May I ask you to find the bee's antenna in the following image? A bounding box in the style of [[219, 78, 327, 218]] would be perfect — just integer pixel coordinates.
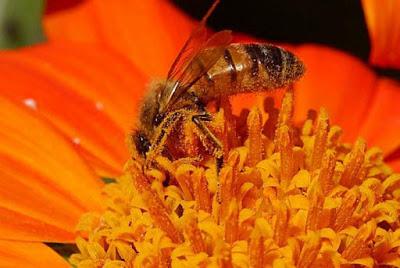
[[200, 0, 220, 25]]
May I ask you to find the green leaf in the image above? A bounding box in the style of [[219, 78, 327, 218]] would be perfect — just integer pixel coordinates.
[[0, 0, 45, 49], [102, 177, 117, 184], [46, 242, 77, 267]]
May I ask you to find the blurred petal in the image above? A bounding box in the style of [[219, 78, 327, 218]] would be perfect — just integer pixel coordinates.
[[0, 97, 102, 242], [359, 78, 400, 154], [45, 0, 195, 77], [0, 240, 69, 268], [362, 0, 400, 69], [0, 43, 146, 177], [388, 158, 400, 172], [44, 2, 101, 44], [293, 45, 377, 141]]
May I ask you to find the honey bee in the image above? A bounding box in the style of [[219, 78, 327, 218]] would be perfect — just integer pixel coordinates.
[[132, 0, 305, 170]]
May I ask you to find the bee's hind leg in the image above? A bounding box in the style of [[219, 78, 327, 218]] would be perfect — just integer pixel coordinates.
[[191, 114, 224, 172], [192, 113, 224, 203]]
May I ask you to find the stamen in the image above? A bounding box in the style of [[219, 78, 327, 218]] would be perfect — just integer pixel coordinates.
[[249, 221, 266, 268], [185, 214, 207, 254], [249, 235, 264, 268], [340, 139, 367, 188], [297, 232, 322, 268], [130, 164, 183, 243], [342, 220, 376, 261], [193, 168, 211, 212], [220, 166, 233, 220], [247, 107, 263, 166], [333, 188, 360, 231], [318, 149, 336, 195], [311, 108, 329, 172], [175, 165, 195, 200], [71, 92, 400, 267], [274, 90, 293, 146], [225, 199, 239, 244], [277, 125, 295, 188], [273, 201, 289, 246], [306, 183, 325, 231]]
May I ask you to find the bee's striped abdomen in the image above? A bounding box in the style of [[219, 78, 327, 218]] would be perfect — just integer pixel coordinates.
[[193, 43, 305, 101], [244, 44, 286, 82], [222, 49, 237, 84]]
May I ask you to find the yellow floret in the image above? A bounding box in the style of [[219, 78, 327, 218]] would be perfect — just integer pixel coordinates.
[[71, 91, 400, 268]]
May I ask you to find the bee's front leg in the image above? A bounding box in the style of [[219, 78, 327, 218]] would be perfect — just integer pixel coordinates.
[[145, 110, 186, 169]]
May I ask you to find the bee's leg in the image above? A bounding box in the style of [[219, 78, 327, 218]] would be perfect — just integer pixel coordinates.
[[145, 110, 185, 168], [192, 114, 224, 172], [192, 114, 224, 203]]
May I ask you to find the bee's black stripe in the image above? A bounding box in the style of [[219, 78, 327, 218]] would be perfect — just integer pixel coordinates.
[[259, 45, 284, 83], [244, 44, 260, 77], [279, 48, 287, 81], [268, 46, 283, 69], [223, 49, 237, 84]]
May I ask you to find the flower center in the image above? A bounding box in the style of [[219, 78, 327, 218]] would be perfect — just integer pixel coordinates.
[[70, 91, 400, 267]]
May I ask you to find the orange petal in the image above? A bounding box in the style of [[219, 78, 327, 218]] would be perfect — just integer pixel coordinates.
[[388, 158, 400, 172], [362, 0, 400, 69], [292, 45, 377, 142], [45, 0, 195, 77], [44, 1, 101, 44], [0, 97, 102, 242], [0, 43, 146, 177], [358, 78, 400, 155], [0, 240, 69, 268]]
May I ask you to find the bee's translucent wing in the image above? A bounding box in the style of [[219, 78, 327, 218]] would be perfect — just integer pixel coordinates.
[[158, 25, 207, 112], [166, 0, 220, 81], [166, 26, 208, 81], [161, 30, 232, 112]]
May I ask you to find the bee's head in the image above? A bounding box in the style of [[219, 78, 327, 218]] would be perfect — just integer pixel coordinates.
[[132, 131, 151, 158], [139, 80, 166, 132]]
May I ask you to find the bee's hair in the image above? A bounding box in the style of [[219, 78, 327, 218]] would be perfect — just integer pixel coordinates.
[[134, 78, 172, 141]]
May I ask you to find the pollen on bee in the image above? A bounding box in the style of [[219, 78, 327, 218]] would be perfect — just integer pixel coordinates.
[[70, 91, 400, 268]]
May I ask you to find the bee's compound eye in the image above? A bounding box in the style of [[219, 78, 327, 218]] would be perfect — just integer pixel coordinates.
[[134, 132, 151, 157], [153, 113, 165, 126]]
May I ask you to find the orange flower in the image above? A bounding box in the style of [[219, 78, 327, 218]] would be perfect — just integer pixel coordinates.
[[362, 0, 400, 69], [69, 92, 400, 267], [0, 0, 399, 266]]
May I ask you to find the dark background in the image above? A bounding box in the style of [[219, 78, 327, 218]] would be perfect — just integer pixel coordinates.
[[172, 0, 370, 62], [172, 0, 400, 80], [1, 0, 398, 79]]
